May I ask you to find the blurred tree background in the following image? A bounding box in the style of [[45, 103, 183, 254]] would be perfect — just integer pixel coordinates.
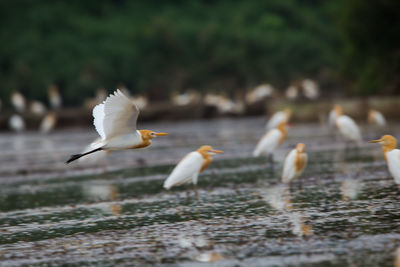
[[0, 0, 398, 105]]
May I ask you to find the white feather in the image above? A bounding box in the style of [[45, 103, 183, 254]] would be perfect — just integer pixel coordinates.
[[266, 111, 287, 129], [386, 149, 400, 184], [372, 111, 386, 126], [164, 152, 204, 189], [336, 115, 361, 142], [282, 149, 297, 183], [93, 89, 139, 140], [253, 129, 282, 157], [328, 109, 337, 127]]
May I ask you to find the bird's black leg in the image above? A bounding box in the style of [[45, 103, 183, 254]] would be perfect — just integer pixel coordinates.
[[194, 184, 199, 201]]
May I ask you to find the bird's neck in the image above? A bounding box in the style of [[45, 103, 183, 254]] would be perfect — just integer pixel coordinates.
[[198, 151, 212, 172], [278, 127, 287, 144]]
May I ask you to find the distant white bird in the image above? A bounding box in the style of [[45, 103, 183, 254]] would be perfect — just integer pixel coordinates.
[[11, 91, 26, 112], [48, 85, 62, 109], [39, 112, 57, 133], [368, 109, 386, 126], [282, 143, 308, 183], [253, 122, 287, 158], [66, 89, 168, 163], [328, 105, 339, 128], [245, 84, 274, 104], [30, 100, 47, 116], [172, 90, 201, 106], [163, 145, 223, 198], [285, 85, 299, 100], [266, 108, 291, 130], [131, 95, 148, 110], [369, 135, 400, 184], [334, 105, 362, 143], [301, 79, 319, 100], [9, 114, 25, 132]]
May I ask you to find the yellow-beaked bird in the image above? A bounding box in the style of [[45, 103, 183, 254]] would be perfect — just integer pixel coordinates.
[[253, 121, 287, 157], [368, 109, 386, 126], [66, 89, 168, 163], [266, 108, 291, 130], [369, 135, 400, 184], [163, 145, 223, 198], [334, 105, 362, 143], [282, 143, 308, 183]]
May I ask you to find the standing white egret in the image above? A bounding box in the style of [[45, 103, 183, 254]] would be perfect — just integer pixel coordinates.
[[163, 145, 223, 199], [266, 108, 291, 129], [30, 100, 47, 116], [11, 91, 26, 112], [282, 143, 308, 183], [334, 105, 362, 143], [39, 112, 57, 133], [301, 79, 319, 100], [253, 121, 287, 159], [369, 135, 400, 184], [9, 114, 25, 132], [368, 109, 386, 126], [66, 89, 168, 163], [48, 85, 62, 109]]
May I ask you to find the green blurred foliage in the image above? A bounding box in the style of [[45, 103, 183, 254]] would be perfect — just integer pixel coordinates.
[[1, 0, 397, 105], [340, 0, 400, 95]]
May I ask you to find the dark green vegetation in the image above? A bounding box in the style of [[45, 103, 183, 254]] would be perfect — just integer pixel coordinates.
[[1, 1, 398, 105]]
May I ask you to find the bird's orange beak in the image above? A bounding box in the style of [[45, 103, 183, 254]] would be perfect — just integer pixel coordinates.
[[211, 149, 224, 153], [154, 132, 168, 136], [368, 139, 383, 143]]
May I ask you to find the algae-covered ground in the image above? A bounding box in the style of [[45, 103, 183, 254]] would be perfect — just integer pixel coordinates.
[[0, 117, 399, 266]]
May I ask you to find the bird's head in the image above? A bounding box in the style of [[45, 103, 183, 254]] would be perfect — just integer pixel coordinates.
[[139, 130, 168, 141], [197, 145, 224, 158], [369, 135, 397, 150], [334, 105, 343, 116], [296, 143, 306, 153]]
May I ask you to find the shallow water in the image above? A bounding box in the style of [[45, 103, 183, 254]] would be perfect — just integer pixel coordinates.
[[0, 117, 400, 266]]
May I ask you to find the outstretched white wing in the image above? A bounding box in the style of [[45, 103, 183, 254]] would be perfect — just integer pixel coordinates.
[[164, 151, 204, 189], [93, 89, 139, 140], [282, 149, 297, 183], [336, 115, 361, 142]]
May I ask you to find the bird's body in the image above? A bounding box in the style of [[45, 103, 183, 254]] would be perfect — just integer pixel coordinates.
[[9, 114, 25, 132], [48, 85, 62, 109], [66, 89, 167, 163], [11, 91, 26, 112], [254, 122, 287, 157], [40, 112, 57, 133], [333, 105, 361, 143], [369, 135, 400, 184], [328, 109, 337, 128], [282, 143, 308, 183], [368, 109, 386, 126], [266, 109, 291, 130], [163, 145, 223, 198]]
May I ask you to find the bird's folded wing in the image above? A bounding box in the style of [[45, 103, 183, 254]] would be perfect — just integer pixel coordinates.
[[93, 89, 139, 140], [164, 152, 203, 189], [282, 149, 296, 182]]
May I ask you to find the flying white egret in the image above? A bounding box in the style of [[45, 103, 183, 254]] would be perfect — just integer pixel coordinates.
[[11, 91, 26, 112], [282, 143, 308, 183], [9, 114, 25, 132], [66, 89, 168, 163], [369, 135, 400, 184], [368, 109, 386, 126], [163, 145, 223, 199], [334, 105, 362, 143], [253, 121, 288, 159], [266, 108, 291, 129], [39, 112, 57, 133]]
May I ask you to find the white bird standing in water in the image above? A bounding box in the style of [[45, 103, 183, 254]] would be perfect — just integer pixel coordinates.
[[369, 135, 400, 184], [11, 91, 26, 112], [163, 145, 223, 199], [66, 89, 168, 163], [282, 143, 308, 183], [39, 112, 57, 133], [48, 85, 62, 109], [9, 114, 25, 132], [266, 108, 291, 130], [368, 109, 386, 126], [253, 122, 288, 159], [334, 105, 362, 143]]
